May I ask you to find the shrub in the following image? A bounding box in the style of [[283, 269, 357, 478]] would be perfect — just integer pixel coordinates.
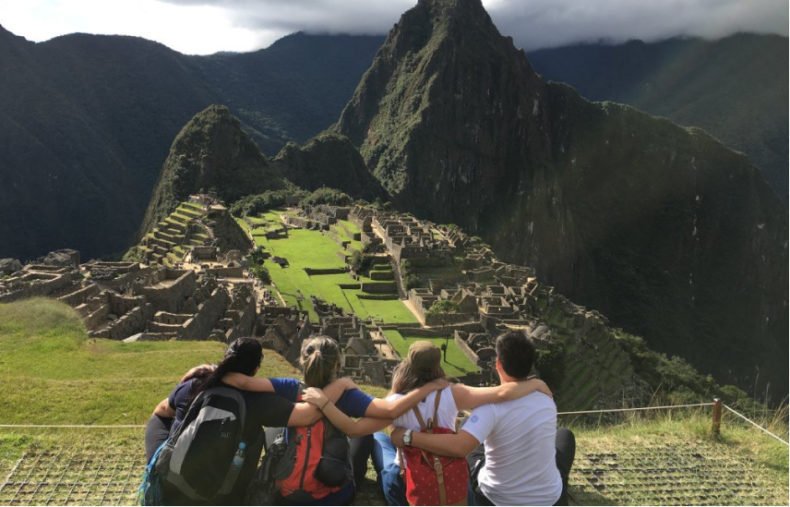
[[300, 187, 353, 207], [250, 263, 271, 284], [426, 299, 460, 316], [349, 250, 374, 274], [404, 273, 421, 290], [230, 189, 305, 216]]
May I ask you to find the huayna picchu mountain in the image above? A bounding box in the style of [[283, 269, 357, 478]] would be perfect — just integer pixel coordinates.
[[335, 0, 788, 400], [139, 105, 289, 236]]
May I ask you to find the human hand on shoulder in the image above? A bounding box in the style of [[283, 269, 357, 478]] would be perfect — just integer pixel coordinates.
[[302, 387, 330, 409], [525, 377, 553, 398], [180, 363, 216, 383], [427, 378, 451, 391]]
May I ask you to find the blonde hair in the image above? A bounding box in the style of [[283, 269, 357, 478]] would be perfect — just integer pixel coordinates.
[[299, 335, 341, 388]]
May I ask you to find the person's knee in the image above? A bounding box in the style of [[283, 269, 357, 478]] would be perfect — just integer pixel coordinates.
[[380, 463, 406, 506]]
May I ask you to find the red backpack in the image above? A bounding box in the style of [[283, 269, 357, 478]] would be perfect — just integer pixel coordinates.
[[399, 390, 469, 505], [274, 393, 352, 502]]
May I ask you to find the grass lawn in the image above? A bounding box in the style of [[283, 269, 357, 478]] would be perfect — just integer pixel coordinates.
[[246, 215, 417, 324], [564, 411, 789, 505], [346, 294, 418, 324], [257, 228, 346, 270], [381, 329, 478, 378], [0, 299, 298, 425]]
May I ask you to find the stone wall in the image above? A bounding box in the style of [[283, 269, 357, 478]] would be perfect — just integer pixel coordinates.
[[57, 283, 100, 307], [0, 269, 79, 303], [136, 269, 196, 313], [182, 287, 230, 340]]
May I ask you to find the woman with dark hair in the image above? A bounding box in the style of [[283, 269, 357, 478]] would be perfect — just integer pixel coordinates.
[[148, 337, 354, 505], [301, 340, 552, 505]]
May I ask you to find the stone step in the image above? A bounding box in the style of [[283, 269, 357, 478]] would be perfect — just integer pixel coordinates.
[[164, 218, 187, 233], [177, 206, 203, 219]]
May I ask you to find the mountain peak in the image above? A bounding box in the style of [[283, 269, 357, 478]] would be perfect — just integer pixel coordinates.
[[139, 104, 286, 235], [337, 0, 540, 194]]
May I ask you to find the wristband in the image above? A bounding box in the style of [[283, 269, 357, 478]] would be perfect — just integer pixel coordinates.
[[319, 400, 330, 411]]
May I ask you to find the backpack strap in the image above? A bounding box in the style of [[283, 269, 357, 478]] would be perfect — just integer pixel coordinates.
[[412, 388, 442, 432]]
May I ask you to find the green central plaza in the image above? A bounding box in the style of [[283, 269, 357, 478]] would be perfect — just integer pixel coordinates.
[[241, 210, 478, 377]]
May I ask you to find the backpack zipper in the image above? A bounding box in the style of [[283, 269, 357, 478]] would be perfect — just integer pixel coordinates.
[[298, 426, 312, 490]]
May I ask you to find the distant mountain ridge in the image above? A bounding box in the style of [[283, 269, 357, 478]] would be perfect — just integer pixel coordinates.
[[0, 26, 382, 261], [527, 33, 789, 202], [334, 0, 787, 400], [1, 23, 785, 262]]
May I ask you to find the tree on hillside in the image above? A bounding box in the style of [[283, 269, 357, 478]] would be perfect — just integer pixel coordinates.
[[426, 299, 460, 361]]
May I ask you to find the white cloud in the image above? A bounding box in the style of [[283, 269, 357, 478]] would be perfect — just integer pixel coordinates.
[[0, 0, 786, 54]]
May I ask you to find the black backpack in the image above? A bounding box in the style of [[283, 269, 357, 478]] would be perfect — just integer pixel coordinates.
[[155, 387, 248, 503]]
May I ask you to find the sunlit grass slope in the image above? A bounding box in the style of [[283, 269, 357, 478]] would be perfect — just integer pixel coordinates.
[[0, 299, 297, 424]]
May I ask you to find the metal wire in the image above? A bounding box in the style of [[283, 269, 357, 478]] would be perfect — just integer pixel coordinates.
[[557, 402, 715, 416], [722, 404, 789, 446]]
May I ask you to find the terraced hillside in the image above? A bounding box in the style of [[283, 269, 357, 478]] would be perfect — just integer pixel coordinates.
[[136, 202, 209, 266]]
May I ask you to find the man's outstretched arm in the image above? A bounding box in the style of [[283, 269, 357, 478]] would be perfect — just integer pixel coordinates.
[[391, 427, 479, 458]]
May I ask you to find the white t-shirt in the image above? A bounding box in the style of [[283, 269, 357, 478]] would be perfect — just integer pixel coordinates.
[[462, 392, 562, 506], [388, 386, 458, 465]]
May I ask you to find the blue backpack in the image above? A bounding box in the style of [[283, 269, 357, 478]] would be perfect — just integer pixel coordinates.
[[138, 441, 166, 505]]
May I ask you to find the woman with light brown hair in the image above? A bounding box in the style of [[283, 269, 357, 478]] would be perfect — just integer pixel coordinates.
[[302, 340, 552, 505]]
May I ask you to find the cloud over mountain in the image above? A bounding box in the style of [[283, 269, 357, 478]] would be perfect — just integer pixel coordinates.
[[162, 0, 788, 50]]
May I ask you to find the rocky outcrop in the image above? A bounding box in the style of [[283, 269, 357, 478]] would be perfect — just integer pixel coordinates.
[[336, 0, 788, 399], [140, 105, 288, 235], [274, 133, 387, 201]]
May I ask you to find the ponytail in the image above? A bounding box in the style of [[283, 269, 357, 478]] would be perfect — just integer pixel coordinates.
[[299, 335, 341, 388], [193, 337, 263, 397]]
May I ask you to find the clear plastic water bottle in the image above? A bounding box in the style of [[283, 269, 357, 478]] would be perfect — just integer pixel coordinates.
[[231, 441, 246, 468], [222, 441, 246, 493]]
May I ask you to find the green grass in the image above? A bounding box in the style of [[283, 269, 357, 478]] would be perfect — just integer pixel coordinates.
[[381, 329, 477, 378], [257, 228, 346, 270], [345, 294, 417, 324], [0, 299, 297, 425], [564, 411, 789, 505], [248, 216, 417, 324]]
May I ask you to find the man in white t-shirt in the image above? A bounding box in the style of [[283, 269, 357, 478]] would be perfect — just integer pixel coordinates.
[[392, 331, 575, 506]]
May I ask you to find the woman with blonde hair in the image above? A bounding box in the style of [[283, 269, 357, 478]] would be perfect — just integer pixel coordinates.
[[302, 340, 552, 505]]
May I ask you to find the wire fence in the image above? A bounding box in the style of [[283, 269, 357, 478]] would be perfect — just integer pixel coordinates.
[[0, 400, 786, 506]]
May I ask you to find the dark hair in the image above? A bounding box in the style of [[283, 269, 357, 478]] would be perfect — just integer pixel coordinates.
[[194, 337, 263, 396], [495, 330, 535, 379], [299, 335, 341, 388]]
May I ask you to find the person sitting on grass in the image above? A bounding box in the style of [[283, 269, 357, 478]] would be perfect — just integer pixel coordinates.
[[300, 339, 553, 506], [389, 331, 576, 506], [144, 340, 354, 463], [150, 337, 367, 505], [222, 334, 451, 505]]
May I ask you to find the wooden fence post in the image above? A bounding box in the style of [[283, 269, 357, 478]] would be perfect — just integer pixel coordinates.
[[712, 398, 722, 436]]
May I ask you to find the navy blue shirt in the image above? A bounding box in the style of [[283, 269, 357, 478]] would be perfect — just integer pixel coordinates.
[[269, 377, 374, 417]]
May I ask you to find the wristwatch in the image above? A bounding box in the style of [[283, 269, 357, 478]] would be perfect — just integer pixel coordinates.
[[403, 429, 413, 446]]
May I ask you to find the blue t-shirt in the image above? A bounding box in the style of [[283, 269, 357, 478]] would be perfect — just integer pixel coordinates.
[[269, 377, 374, 418]]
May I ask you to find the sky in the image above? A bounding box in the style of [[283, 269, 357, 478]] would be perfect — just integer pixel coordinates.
[[0, 0, 786, 55]]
